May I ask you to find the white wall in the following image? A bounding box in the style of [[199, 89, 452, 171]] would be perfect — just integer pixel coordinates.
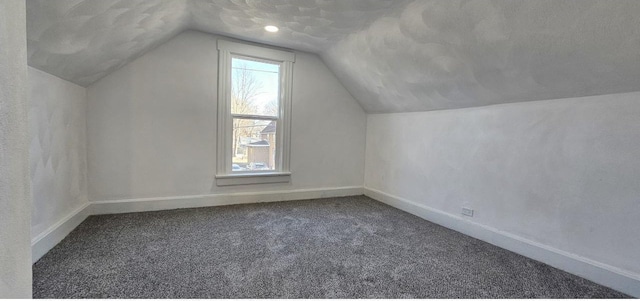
[[365, 92, 640, 289], [87, 30, 366, 201], [0, 0, 31, 297], [28, 67, 88, 240]]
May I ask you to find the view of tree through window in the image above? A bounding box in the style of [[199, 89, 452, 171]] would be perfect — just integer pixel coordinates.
[[231, 57, 280, 172]]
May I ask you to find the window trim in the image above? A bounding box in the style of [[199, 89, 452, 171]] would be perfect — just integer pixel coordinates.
[[215, 40, 295, 186]]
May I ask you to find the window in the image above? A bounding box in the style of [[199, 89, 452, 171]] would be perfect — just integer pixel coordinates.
[[216, 40, 295, 186]]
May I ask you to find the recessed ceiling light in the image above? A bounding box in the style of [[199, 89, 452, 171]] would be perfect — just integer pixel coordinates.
[[264, 25, 279, 33]]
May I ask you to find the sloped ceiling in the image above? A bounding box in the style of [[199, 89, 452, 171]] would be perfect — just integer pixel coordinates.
[[26, 0, 406, 87], [188, 0, 407, 52], [27, 0, 640, 112], [27, 0, 190, 86], [323, 0, 640, 112]]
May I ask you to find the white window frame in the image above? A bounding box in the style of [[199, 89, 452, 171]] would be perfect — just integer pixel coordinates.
[[215, 40, 295, 186]]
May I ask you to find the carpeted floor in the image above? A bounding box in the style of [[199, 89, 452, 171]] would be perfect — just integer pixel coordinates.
[[33, 195, 628, 298]]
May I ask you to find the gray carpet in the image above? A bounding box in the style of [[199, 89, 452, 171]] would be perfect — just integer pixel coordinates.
[[33, 196, 628, 298]]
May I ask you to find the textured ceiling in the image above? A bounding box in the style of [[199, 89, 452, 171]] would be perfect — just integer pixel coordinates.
[[27, 0, 190, 86], [189, 0, 407, 52], [323, 0, 640, 112], [27, 0, 640, 112], [26, 0, 406, 87]]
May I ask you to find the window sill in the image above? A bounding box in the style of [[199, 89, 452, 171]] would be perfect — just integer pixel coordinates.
[[215, 172, 291, 186]]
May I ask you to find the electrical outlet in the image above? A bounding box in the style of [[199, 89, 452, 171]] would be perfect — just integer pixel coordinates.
[[462, 207, 474, 217]]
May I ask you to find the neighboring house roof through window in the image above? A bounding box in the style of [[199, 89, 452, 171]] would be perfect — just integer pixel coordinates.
[[261, 121, 277, 134]]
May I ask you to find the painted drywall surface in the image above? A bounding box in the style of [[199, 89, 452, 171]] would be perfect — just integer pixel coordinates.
[[26, 0, 407, 86], [0, 0, 32, 297], [365, 92, 640, 276], [323, 0, 640, 112], [189, 0, 406, 53], [87, 30, 366, 201], [28, 67, 88, 240], [26, 0, 190, 86], [27, 1, 640, 113]]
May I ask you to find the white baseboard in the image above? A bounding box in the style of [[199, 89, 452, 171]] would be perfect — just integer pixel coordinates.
[[91, 186, 364, 214], [364, 187, 640, 297], [32, 186, 363, 264], [37, 186, 636, 296], [31, 203, 92, 263]]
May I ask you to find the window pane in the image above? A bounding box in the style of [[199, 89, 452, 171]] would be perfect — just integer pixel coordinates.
[[232, 118, 277, 171], [231, 57, 279, 117]]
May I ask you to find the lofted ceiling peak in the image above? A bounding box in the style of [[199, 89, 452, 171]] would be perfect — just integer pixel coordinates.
[[27, 0, 640, 112], [27, 0, 407, 87]]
